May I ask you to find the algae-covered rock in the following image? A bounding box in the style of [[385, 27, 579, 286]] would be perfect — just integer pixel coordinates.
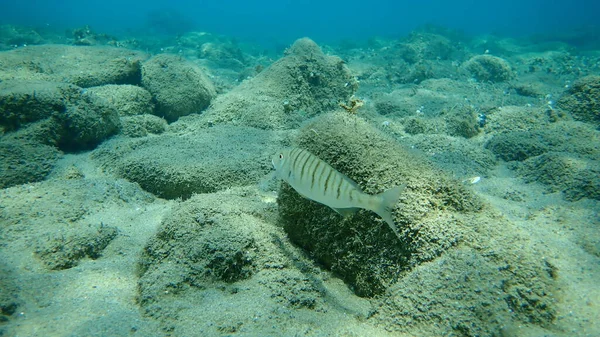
[[120, 114, 166, 137], [534, 121, 600, 158], [92, 125, 278, 199], [198, 42, 246, 70], [85, 84, 154, 117], [278, 111, 483, 296], [141, 54, 216, 121], [275, 111, 556, 335], [35, 224, 118, 270], [443, 105, 481, 138], [0, 139, 61, 188], [0, 25, 45, 47], [511, 81, 545, 98], [373, 86, 450, 118], [558, 75, 600, 124], [395, 32, 458, 64], [376, 237, 556, 336], [196, 37, 358, 130], [486, 131, 549, 161], [484, 105, 554, 134], [0, 45, 145, 87], [137, 188, 327, 334], [463, 54, 514, 82], [54, 90, 121, 150], [138, 193, 262, 290], [0, 80, 80, 130], [486, 120, 599, 163], [402, 116, 432, 135], [517, 152, 600, 201], [408, 134, 498, 177], [0, 266, 20, 324]]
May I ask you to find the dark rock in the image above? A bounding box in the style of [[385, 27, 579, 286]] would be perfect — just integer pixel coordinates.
[[0, 80, 80, 130], [55, 90, 121, 150]]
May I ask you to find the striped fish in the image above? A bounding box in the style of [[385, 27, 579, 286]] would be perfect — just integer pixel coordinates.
[[272, 148, 404, 239]]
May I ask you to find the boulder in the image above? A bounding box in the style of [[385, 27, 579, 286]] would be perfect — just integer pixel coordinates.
[[85, 84, 154, 117], [558, 75, 600, 125], [141, 54, 216, 121], [0, 80, 80, 130], [0, 45, 146, 87], [195, 37, 358, 130], [463, 54, 514, 82], [54, 91, 121, 150], [92, 125, 278, 199]]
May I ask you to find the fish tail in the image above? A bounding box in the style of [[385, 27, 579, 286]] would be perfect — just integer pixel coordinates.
[[372, 185, 405, 239]]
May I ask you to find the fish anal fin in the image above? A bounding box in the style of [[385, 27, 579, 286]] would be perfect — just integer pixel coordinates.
[[332, 207, 359, 218]]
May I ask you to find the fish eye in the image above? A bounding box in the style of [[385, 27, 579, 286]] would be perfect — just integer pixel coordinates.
[[279, 153, 284, 159]]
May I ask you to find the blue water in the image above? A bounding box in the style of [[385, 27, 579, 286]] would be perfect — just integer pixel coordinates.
[[1, 0, 599, 45]]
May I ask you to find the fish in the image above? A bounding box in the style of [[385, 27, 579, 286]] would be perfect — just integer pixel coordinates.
[[272, 147, 404, 239]]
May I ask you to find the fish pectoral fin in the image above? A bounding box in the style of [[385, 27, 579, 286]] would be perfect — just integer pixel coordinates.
[[332, 207, 359, 218]]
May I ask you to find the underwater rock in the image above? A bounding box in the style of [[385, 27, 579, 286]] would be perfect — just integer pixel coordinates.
[[486, 120, 599, 164], [534, 121, 600, 158], [484, 105, 553, 134], [137, 188, 325, 334], [278, 111, 483, 296], [198, 41, 246, 70], [0, 266, 20, 325], [70, 25, 118, 46], [515, 50, 581, 76], [276, 112, 556, 334], [486, 131, 549, 161], [395, 32, 458, 64], [463, 54, 514, 82], [407, 134, 498, 177], [511, 81, 545, 98], [35, 224, 118, 270], [376, 243, 556, 336], [92, 125, 278, 199], [85, 84, 154, 117], [119, 114, 167, 138], [402, 115, 435, 135], [54, 90, 121, 150], [141, 54, 216, 122], [558, 75, 600, 125], [0, 24, 44, 48], [0, 139, 61, 188], [374, 87, 449, 117], [0, 81, 125, 186], [0, 80, 80, 130], [443, 105, 481, 138], [196, 37, 358, 130], [517, 152, 600, 201], [138, 193, 260, 290], [0, 45, 145, 87]]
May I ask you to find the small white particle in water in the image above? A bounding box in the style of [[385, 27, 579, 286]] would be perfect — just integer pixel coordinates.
[[469, 176, 481, 184]]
